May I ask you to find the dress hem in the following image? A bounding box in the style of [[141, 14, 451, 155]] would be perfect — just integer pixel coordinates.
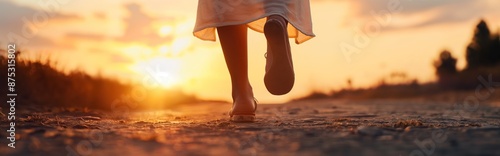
[[193, 13, 315, 44]]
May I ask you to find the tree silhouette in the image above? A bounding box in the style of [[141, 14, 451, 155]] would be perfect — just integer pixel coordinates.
[[433, 19, 500, 89], [491, 32, 500, 63], [435, 50, 457, 76], [434, 50, 457, 88], [465, 19, 500, 69]]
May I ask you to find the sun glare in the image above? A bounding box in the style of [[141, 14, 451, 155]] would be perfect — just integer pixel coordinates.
[[171, 37, 192, 56], [123, 20, 196, 89], [131, 57, 183, 88], [159, 25, 173, 37], [123, 45, 154, 57], [158, 45, 170, 55]]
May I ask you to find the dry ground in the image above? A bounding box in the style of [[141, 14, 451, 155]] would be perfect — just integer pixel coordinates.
[[1, 98, 500, 156]]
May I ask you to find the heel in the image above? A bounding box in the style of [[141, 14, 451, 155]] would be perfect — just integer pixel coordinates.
[[229, 99, 258, 122]]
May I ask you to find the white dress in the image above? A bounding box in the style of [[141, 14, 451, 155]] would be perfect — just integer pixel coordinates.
[[193, 0, 315, 44]]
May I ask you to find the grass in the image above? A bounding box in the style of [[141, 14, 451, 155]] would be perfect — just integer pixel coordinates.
[[0, 52, 199, 111], [294, 64, 500, 101]]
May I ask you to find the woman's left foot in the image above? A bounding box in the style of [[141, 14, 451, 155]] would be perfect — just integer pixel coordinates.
[[264, 15, 294, 95]]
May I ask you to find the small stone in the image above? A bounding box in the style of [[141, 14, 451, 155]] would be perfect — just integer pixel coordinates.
[[64, 138, 73, 145], [404, 126, 412, 132], [135, 121, 149, 125], [289, 142, 301, 151], [288, 108, 302, 114], [217, 122, 230, 127], [72, 125, 89, 129], [304, 131, 317, 137], [393, 119, 423, 128], [80, 116, 101, 120], [338, 132, 350, 137], [302, 118, 316, 123], [63, 129, 75, 137], [357, 126, 383, 137], [43, 130, 59, 138], [29, 128, 46, 135], [377, 135, 394, 141], [312, 109, 320, 114]]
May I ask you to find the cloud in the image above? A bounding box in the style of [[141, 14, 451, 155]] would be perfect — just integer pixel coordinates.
[[56, 2, 187, 58], [109, 53, 134, 64], [348, 0, 473, 15], [93, 12, 107, 20], [65, 32, 105, 41], [0, 0, 82, 47], [342, 0, 498, 29], [116, 3, 173, 47]]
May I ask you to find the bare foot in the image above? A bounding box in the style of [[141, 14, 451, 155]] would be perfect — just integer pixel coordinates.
[[230, 93, 256, 116], [230, 85, 256, 115]]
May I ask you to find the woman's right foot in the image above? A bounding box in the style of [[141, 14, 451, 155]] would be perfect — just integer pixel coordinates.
[[264, 15, 294, 95], [229, 97, 257, 122]]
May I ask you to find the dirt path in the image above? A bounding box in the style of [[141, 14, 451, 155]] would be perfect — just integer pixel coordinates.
[[1, 99, 500, 156]]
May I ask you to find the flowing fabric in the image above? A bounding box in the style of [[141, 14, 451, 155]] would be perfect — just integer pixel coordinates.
[[193, 0, 315, 44]]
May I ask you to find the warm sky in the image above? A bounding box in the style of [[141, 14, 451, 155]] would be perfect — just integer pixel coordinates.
[[1, 0, 500, 103]]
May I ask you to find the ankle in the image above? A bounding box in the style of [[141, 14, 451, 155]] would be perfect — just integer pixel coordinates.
[[232, 91, 254, 102], [268, 15, 287, 24], [232, 86, 254, 102]]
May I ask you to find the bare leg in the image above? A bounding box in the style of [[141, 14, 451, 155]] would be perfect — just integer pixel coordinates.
[[217, 25, 255, 114]]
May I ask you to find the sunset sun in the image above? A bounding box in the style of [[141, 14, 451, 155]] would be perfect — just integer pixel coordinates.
[[131, 57, 184, 88], [159, 25, 173, 37]]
